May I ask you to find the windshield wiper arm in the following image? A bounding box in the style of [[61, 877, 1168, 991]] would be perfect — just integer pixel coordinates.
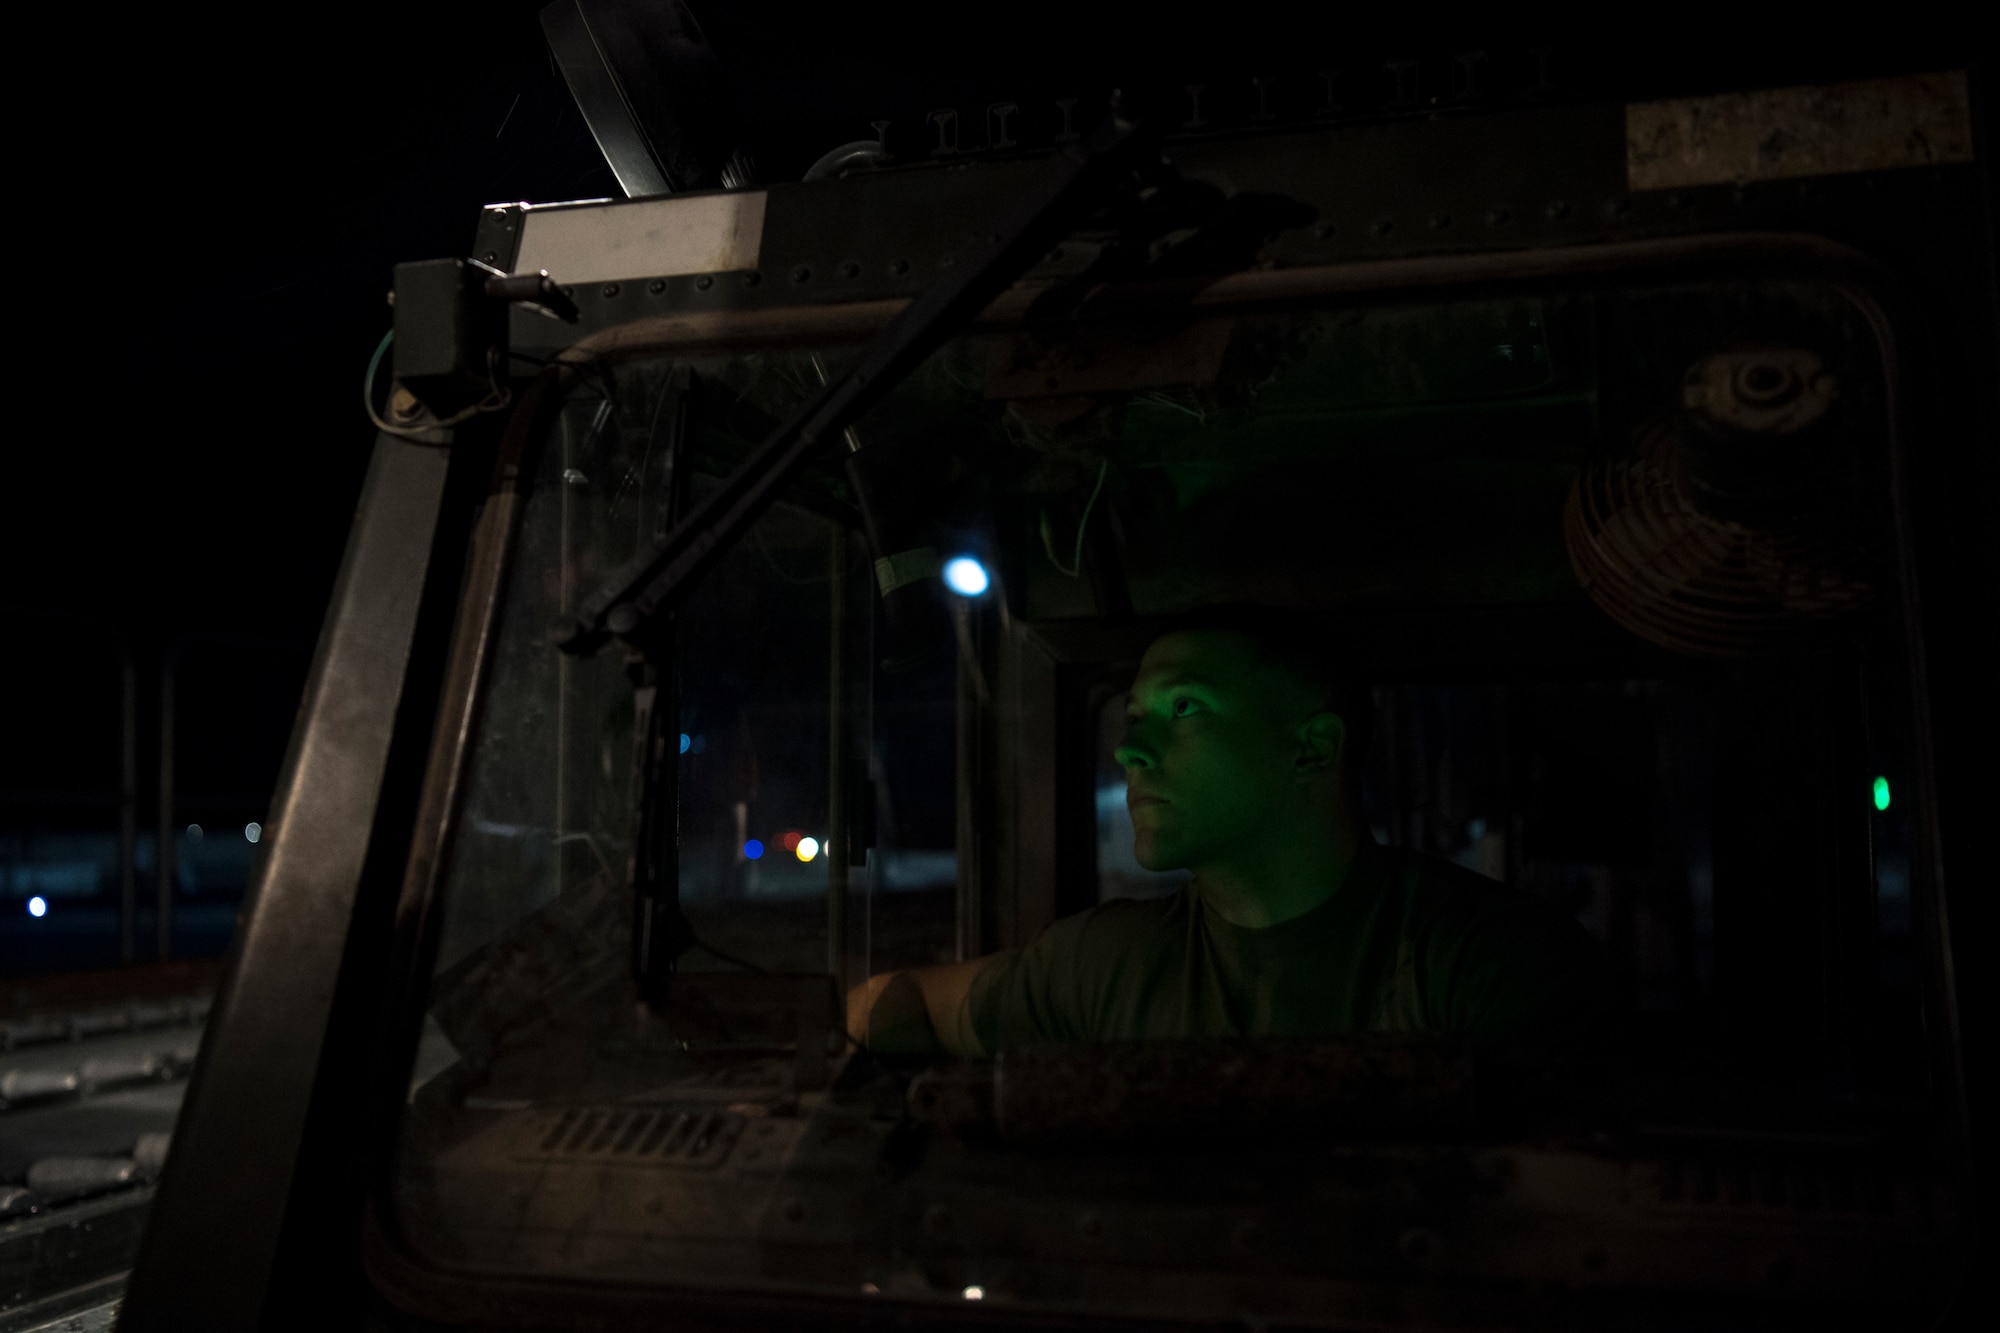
[[555, 105, 1155, 656]]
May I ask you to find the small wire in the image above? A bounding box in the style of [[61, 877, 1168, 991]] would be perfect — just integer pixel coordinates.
[[362, 330, 512, 439], [1040, 458, 1110, 577], [687, 934, 766, 974]]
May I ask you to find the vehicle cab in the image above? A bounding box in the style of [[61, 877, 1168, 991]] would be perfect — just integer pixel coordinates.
[[116, 24, 1989, 1331]]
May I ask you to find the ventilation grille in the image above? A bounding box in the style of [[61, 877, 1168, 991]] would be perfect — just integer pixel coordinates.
[[519, 1106, 745, 1169], [1565, 425, 1880, 658]]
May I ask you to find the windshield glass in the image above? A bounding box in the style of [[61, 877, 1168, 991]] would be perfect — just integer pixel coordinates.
[[389, 277, 1947, 1321]]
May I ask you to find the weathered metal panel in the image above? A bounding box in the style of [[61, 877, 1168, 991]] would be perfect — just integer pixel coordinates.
[[1627, 72, 1973, 190], [511, 190, 766, 285]]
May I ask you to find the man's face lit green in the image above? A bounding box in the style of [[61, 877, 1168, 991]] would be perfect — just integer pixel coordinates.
[[1115, 630, 1322, 872]]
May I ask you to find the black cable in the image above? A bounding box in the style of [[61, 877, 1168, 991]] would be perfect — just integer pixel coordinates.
[[685, 932, 764, 974]]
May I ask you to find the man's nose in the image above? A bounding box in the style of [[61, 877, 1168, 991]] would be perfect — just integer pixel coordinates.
[[1114, 733, 1156, 770]]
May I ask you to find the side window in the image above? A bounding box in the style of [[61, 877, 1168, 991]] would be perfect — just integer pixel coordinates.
[[1358, 681, 1717, 1013], [862, 654, 960, 971]]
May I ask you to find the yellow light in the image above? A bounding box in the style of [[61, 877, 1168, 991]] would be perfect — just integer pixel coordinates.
[[795, 836, 820, 863]]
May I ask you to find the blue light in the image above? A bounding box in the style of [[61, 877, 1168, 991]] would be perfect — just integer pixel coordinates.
[[27, 896, 46, 918], [743, 839, 765, 860], [679, 733, 691, 754], [943, 555, 990, 597], [245, 822, 262, 844]]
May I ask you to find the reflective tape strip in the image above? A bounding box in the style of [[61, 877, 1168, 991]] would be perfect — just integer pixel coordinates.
[[874, 547, 940, 595]]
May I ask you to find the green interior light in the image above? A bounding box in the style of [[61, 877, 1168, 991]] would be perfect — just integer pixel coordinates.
[[1872, 776, 1891, 812]]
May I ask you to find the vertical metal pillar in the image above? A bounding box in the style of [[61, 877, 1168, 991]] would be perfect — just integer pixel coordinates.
[[954, 600, 983, 962], [814, 350, 866, 986], [119, 431, 455, 1332], [556, 412, 572, 881], [119, 642, 138, 964], [826, 527, 849, 991], [156, 646, 178, 961]]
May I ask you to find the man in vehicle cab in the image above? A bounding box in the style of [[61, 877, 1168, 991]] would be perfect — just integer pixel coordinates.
[[846, 606, 1609, 1055]]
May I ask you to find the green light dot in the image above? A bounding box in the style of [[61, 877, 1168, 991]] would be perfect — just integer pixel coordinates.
[[1872, 776, 1891, 812]]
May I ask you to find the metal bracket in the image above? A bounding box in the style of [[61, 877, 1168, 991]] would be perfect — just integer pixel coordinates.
[[390, 260, 579, 418], [483, 270, 579, 324]]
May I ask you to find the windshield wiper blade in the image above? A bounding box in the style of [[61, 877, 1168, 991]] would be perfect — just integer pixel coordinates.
[[555, 105, 1155, 656]]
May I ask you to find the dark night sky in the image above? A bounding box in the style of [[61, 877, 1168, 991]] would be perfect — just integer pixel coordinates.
[[18, 3, 610, 649]]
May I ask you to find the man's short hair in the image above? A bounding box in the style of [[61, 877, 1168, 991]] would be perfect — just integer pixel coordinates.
[[1156, 606, 1375, 767]]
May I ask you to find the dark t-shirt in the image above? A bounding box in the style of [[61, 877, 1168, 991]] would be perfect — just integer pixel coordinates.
[[967, 840, 1606, 1050]]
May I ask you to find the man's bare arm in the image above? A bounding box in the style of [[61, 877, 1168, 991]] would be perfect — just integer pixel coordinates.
[[845, 959, 990, 1056]]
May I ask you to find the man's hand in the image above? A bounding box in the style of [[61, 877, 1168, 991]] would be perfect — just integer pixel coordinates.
[[845, 958, 990, 1056]]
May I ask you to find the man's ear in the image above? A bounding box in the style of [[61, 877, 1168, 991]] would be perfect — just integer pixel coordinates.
[[1295, 711, 1347, 775]]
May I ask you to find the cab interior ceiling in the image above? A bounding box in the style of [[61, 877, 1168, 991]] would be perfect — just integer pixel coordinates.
[[644, 275, 1893, 679], [519, 0, 1914, 685]]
